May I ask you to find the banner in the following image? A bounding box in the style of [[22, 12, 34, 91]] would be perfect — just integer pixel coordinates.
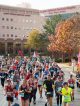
[[77, 49, 80, 71], [18, 50, 24, 57], [78, 50, 80, 65]]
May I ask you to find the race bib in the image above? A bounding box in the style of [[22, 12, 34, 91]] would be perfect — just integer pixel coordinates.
[[29, 87, 32, 91], [7, 92, 12, 96], [38, 80, 43, 85], [50, 70, 53, 72], [57, 87, 62, 92], [14, 82, 17, 85], [20, 93, 24, 97], [69, 84, 74, 87], [64, 95, 71, 102]]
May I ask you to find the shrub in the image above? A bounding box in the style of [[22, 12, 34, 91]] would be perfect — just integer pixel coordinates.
[[55, 58, 62, 63], [65, 57, 71, 62]]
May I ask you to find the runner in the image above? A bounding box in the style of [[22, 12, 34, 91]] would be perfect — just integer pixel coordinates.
[[68, 75, 75, 100], [49, 65, 55, 77], [1, 71, 5, 87], [13, 71, 20, 99], [44, 74, 54, 106], [19, 80, 30, 106], [76, 71, 80, 88], [61, 82, 73, 106], [38, 74, 43, 98], [28, 75, 38, 105], [55, 77, 63, 106], [5, 79, 14, 106]]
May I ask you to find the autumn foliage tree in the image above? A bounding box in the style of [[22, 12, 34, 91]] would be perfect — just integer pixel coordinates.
[[48, 14, 80, 57]]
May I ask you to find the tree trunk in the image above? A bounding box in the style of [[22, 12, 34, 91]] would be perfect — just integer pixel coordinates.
[[62, 53, 64, 63], [29, 48, 31, 56], [68, 52, 72, 66], [68, 52, 72, 62]]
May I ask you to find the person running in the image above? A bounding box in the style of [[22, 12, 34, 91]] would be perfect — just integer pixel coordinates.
[[13, 71, 20, 99], [61, 82, 73, 106], [55, 77, 63, 106], [28, 75, 38, 105], [5, 79, 14, 106], [38, 74, 43, 98], [68, 75, 75, 100], [49, 65, 55, 77], [19, 80, 30, 106], [28, 74, 35, 105], [76, 71, 80, 88], [43, 67, 50, 79], [44, 74, 54, 106], [1, 71, 5, 87]]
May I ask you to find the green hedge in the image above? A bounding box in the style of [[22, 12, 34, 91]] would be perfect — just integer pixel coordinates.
[[55, 58, 62, 63], [65, 57, 71, 62], [55, 57, 71, 63]]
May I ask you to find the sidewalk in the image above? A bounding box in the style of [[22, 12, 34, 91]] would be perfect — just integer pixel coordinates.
[[58, 63, 77, 76], [58, 63, 72, 68], [58, 63, 80, 106]]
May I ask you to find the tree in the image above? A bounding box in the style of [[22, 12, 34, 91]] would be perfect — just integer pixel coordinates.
[[38, 33, 49, 48], [43, 15, 63, 36], [27, 29, 49, 52], [48, 14, 80, 57], [27, 29, 40, 50]]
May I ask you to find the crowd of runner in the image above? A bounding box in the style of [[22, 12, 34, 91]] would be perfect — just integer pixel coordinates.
[[0, 55, 79, 106]]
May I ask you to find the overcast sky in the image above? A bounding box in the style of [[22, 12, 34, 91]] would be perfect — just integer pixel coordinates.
[[0, 0, 80, 10]]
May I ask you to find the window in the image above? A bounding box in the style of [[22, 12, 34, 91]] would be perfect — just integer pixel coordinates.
[[15, 35, 17, 37], [11, 34, 13, 37], [11, 26, 13, 29], [11, 18, 13, 21], [2, 26, 5, 29], [3, 34, 5, 37], [7, 34, 9, 37], [7, 26, 9, 29], [2, 18, 4, 20], [6, 18, 9, 21]]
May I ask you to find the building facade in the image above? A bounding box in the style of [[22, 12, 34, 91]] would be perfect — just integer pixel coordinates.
[[40, 5, 80, 17], [0, 5, 45, 54]]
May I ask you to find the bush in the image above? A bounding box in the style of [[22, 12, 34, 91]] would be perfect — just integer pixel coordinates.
[[65, 57, 71, 62], [55, 58, 62, 63]]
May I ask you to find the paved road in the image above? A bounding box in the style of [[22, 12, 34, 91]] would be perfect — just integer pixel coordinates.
[[0, 64, 80, 106], [59, 64, 80, 106]]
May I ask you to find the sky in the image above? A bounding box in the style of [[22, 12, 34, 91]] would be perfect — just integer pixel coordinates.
[[0, 0, 80, 10]]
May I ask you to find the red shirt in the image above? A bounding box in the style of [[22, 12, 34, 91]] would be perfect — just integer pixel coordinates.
[[25, 72, 32, 80], [5, 85, 14, 96], [68, 79, 75, 84], [13, 65, 17, 70], [6, 85, 13, 91]]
